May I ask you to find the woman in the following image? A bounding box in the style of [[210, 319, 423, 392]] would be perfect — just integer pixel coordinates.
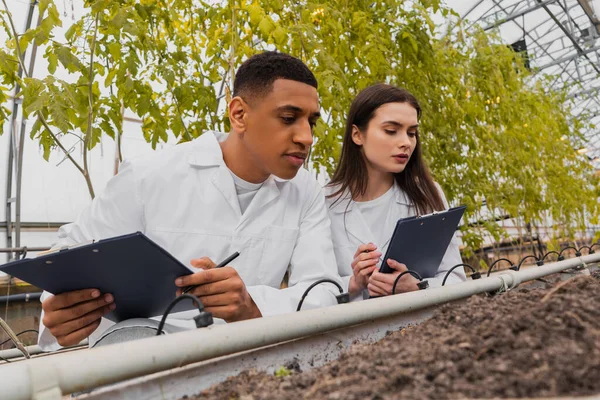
[[325, 84, 465, 301]]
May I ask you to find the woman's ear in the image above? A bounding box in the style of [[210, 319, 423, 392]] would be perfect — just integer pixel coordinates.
[[228, 96, 247, 133], [351, 125, 364, 146]]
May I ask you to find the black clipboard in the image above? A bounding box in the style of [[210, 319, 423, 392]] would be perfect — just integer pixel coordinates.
[[0, 232, 195, 322], [379, 206, 466, 277]]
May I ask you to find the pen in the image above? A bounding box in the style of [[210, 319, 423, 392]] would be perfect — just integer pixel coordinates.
[[181, 251, 241, 295]]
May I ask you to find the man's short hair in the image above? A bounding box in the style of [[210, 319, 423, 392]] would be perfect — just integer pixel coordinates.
[[233, 51, 318, 102]]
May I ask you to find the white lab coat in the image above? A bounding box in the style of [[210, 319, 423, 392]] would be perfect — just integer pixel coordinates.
[[39, 131, 341, 351], [325, 182, 466, 301]]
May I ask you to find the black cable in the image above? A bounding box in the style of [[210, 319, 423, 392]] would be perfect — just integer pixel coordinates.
[[0, 292, 43, 304], [0, 329, 38, 348], [442, 264, 481, 286], [559, 246, 581, 259], [392, 270, 428, 295], [542, 250, 563, 263], [486, 258, 517, 277], [156, 294, 213, 336], [517, 254, 542, 270], [578, 245, 594, 255], [591, 243, 600, 252], [0, 355, 11, 363], [297, 279, 348, 311]]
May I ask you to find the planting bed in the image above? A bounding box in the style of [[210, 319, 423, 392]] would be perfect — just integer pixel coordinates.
[[191, 272, 600, 399]]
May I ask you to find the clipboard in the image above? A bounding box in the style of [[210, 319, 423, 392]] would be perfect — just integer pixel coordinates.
[[379, 206, 466, 277], [0, 232, 196, 322]]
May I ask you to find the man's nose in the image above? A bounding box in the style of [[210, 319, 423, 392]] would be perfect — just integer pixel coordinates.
[[294, 121, 314, 147]]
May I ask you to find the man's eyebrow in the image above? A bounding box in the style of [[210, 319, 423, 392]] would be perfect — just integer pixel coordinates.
[[276, 105, 303, 113], [276, 105, 321, 119]]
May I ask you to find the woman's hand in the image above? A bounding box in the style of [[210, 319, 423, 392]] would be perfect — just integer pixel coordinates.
[[348, 243, 381, 295], [368, 259, 419, 296]]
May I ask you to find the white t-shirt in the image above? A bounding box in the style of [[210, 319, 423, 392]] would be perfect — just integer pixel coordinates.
[[354, 185, 397, 252], [228, 168, 264, 214]]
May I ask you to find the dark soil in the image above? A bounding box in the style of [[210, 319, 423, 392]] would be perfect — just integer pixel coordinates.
[[192, 272, 600, 399]]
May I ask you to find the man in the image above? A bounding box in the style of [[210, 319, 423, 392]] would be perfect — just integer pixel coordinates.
[[39, 51, 341, 350]]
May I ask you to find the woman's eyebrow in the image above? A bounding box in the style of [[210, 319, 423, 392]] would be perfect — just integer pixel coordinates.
[[382, 121, 419, 129]]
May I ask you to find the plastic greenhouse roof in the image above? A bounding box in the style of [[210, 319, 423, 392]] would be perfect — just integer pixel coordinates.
[[448, 0, 600, 160]]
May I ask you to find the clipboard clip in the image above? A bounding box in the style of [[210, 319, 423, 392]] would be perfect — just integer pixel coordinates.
[[416, 210, 442, 219]]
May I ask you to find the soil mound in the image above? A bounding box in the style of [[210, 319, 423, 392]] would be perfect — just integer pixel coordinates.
[[193, 273, 600, 399]]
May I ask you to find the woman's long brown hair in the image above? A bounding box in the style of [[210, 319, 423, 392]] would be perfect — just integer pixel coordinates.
[[327, 83, 444, 215]]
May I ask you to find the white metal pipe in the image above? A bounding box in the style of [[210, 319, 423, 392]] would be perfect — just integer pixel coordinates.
[[0, 254, 597, 399], [0, 345, 39, 360], [0, 341, 88, 360]]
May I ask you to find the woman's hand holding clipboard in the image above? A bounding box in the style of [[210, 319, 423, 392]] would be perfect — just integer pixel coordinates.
[[377, 206, 466, 278], [368, 258, 420, 296]]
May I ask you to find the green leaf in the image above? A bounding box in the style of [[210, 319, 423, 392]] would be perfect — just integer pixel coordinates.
[[47, 98, 72, 133], [18, 30, 35, 53], [47, 52, 58, 74], [107, 42, 121, 61], [37, 0, 51, 16], [55, 44, 85, 73], [137, 94, 151, 115], [248, 3, 263, 26], [171, 116, 183, 137], [258, 17, 276, 37], [21, 78, 47, 117], [29, 117, 43, 139], [39, 127, 54, 161], [272, 26, 287, 45], [105, 68, 117, 87], [65, 21, 82, 42]]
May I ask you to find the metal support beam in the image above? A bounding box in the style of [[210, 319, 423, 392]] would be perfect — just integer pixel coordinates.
[[466, 1, 500, 30], [490, 0, 571, 72], [484, 0, 558, 31], [536, 0, 600, 74], [0, 222, 65, 229], [568, 85, 600, 99], [14, 9, 42, 259], [4, 0, 38, 263], [0, 247, 51, 253], [463, 0, 487, 20], [577, 0, 600, 34]]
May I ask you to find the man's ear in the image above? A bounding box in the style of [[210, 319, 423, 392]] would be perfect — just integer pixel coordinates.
[[229, 96, 248, 133], [351, 125, 364, 146]]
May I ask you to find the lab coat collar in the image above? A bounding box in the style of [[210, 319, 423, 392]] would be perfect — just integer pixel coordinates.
[[187, 131, 227, 167], [187, 131, 282, 225], [329, 182, 413, 246], [186, 131, 293, 184], [394, 185, 412, 205], [343, 205, 376, 247], [329, 181, 412, 215], [237, 176, 281, 229]]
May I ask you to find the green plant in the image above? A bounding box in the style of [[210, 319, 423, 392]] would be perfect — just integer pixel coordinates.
[[0, 0, 597, 252], [274, 366, 292, 378]]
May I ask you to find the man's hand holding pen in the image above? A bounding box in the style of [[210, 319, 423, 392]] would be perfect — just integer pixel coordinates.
[[174, 255, 262, 322]]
